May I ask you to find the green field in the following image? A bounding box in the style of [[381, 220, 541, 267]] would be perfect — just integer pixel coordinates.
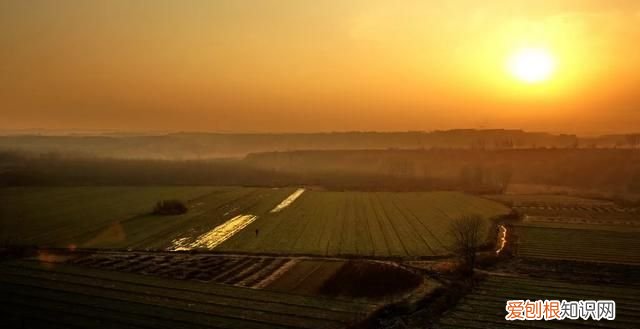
[[1, 187, 509, 257], [218, 191, 509, 257], [438, 275, 640, 328], [0, 186, 218, 247], [0, 259, 375, 329], [514, 223, 640, 265], [85, 187, 293, 249], [0, 186, 294, 249]]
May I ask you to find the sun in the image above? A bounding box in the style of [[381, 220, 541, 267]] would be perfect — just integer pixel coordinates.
[[507, 48, 556, 84]]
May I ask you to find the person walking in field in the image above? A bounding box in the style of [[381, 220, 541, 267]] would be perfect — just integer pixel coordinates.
[[255, 228, 259, 237]]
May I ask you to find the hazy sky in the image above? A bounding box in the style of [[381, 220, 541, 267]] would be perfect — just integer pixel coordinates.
[[1, 0, 639, 134]]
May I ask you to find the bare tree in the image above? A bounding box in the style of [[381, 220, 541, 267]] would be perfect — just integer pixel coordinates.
[[448, 215, 485, 274]]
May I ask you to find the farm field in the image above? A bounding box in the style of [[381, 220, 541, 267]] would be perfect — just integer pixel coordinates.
[[513, 223, 640, 265], [487, 194, 639, 225], [267, 259, 346, 295], [97, 187, 294, 250], [0, 186, 294, 249], [263, 259, 426, 299], [1, 187, 509, 257], [0, 259, 377, 329], [67, 252, 296, 288], [0, 186, 218, 247], [218, 191, 510, 257], [438, 275, 640, 328], [64, 252, 424, 301], [487, 194, 617, 207], [486, 193, 640, 265], [517, 206, 639, 226]]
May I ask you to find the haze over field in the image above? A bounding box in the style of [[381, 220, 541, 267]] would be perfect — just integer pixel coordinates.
[[2, 0, 640, 134]]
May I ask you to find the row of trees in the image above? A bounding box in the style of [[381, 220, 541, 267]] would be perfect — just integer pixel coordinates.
[[472, 134, 640, 150], [459, 165, 512, 193]]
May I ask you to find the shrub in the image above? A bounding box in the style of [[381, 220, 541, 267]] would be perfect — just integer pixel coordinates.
[[152, 199, 188, 215]]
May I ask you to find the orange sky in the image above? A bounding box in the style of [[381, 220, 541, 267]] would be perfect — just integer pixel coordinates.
[[1, 0, 639, 135]]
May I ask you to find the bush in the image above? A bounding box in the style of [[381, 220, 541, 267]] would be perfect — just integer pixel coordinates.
[[152, 200, 188, 215]]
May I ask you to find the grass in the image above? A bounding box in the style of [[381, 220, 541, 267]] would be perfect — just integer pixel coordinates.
[[1, 187, 508, 257], [0, 186, 294, 249], [218, 191, 509, 257], [117, 187, 293, 250], [0, 186, 218, 247], [438, 275, 640, 329], [0, 259, 376, 329]]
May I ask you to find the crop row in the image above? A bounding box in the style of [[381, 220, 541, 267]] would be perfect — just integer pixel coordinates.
[[514, 225, 640, 265], [438, 275, 640, 329], [218, 191, 509, 257], [0, 260, 375, 329], [70, 253, 290, 288], [104, 187, 294, 250]]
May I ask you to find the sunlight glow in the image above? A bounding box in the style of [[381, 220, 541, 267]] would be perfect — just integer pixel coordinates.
[[507, 48, 556, 84]]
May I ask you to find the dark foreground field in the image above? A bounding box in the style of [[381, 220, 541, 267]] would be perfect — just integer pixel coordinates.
[[437, 274, 640, 328], [0, 257, 378, 329]]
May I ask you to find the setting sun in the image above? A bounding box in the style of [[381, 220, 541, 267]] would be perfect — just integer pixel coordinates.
[[1, 2, 640, 327], [507, 48, 556, 84]]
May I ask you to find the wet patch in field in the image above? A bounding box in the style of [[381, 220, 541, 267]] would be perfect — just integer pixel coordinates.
[[496, 224, 507, 255], [270, 188, 305, 213], [170, 214, 258, 250]]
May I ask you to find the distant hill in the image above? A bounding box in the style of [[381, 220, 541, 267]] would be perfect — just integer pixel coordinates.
[[0, 129, 593, 159]]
